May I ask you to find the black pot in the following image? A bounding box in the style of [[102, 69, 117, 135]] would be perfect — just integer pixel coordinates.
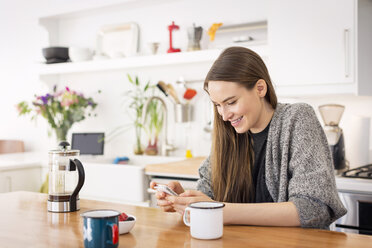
[[42, 47, 69, 64]]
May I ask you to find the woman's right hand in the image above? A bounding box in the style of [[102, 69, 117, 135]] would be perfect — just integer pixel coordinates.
[[150, 181, 185, 212]]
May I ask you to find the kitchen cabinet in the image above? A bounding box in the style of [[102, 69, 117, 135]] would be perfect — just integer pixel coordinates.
[[268, 0, 372, 96], [0, 167, 42, 193], [76, 156, 202, 207], [79, 162, 149, 206], [78, 156, 185, 206]]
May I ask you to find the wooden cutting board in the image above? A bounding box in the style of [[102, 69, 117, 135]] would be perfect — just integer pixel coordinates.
[[145, 156, 206, 176]]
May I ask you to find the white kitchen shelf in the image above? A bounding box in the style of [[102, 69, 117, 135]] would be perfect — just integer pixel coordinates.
[[218, 20, 267, 33], [37, 44, 268, 76]]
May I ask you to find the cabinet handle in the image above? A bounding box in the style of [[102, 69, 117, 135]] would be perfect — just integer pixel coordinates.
[[344, 29, 350, 78], [6, 176, 12, 192]]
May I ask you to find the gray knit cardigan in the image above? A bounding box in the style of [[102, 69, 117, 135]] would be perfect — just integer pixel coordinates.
[[196, 103, 347, 228]]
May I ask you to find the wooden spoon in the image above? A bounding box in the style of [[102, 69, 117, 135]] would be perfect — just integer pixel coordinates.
[[166, 83, 181, 104]]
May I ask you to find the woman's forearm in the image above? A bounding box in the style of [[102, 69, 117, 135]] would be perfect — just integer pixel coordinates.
[[223, 201, 301, 226]]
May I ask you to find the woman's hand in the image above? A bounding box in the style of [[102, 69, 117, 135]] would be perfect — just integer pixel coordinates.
[[150, 181, 185, 212], [166, 190, 213, 215]]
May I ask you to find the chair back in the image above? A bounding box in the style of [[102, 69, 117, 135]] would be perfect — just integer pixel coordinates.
[[0, 140, 25, 154]]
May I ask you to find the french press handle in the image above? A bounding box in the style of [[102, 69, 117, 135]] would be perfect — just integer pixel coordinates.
[[69, 159, 85, 212]]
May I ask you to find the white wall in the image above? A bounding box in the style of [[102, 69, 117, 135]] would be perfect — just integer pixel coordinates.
[[0, 1, 49, 152], [0, 0, 371, 164]]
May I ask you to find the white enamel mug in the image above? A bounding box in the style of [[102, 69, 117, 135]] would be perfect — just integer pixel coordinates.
[[183, 201, 225, 240]]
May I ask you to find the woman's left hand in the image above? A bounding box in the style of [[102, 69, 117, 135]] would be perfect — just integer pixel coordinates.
[[165, 190, 213, 215]]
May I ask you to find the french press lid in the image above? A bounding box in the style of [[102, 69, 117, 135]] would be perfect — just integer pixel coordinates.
[[49, 141, 79, 156]]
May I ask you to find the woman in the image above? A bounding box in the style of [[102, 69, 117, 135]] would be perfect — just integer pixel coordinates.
[[151, 46, 346, 228]]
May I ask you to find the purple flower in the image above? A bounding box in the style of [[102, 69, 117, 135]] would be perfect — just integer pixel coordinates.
[[88, 101, 93, 106], [41, 96, 48, 105], [66, 86, 70, 92]]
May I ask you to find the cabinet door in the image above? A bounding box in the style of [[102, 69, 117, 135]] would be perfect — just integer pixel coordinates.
[[79, 163, 148, 204], [268, 0, 355, 88], [0, 168, 42, 193], [0, 174, 12, 193]]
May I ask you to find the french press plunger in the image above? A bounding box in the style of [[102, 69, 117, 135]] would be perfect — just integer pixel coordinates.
[[47, 141, 85, 212]]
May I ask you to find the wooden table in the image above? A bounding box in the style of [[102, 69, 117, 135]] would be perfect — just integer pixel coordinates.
[[1, 192, 371, 248]]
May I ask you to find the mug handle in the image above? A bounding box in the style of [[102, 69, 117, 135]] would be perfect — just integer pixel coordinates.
[[183, 207, 191, 227], [106, 223, 118, 245]]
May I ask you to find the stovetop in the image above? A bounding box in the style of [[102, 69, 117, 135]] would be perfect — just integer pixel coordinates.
[[336, 164, 372, 193], [336, 176, 372, 193], [342, 164, 372, 179]]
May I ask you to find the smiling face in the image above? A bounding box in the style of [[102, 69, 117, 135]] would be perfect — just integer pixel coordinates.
[[208, 80, 273, 133]]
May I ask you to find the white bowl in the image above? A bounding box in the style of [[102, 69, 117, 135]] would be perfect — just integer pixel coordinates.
[[119, 214, 136, 234], [69, 47, 93, 62]]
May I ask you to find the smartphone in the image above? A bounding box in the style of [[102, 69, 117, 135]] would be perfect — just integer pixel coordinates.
[[154, 184, 178, 196]]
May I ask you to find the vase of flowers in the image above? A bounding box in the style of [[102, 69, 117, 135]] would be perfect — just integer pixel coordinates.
[[17, 85, 98, 142]]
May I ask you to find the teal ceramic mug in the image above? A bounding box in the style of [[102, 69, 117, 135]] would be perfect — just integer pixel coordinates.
[[81, 209, 120, 248]]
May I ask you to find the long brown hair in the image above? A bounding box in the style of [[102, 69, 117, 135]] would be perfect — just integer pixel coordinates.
[[204, 47, 277, 203]]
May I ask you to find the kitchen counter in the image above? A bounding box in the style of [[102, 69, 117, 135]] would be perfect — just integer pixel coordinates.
[[145, 156, 205, 179], [0, 152, 45, 170], [1, 191, 371, 248], [0, 152, 188, 171]]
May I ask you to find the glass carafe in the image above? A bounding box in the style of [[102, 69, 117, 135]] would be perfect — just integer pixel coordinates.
[[48, 141, 85, 212]]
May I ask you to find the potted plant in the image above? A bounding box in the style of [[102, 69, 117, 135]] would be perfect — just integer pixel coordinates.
[[104, 74, 164, 155], [124, 74, 150, 155], [16, 86, 99, 142], [143, 88, 164, 155]]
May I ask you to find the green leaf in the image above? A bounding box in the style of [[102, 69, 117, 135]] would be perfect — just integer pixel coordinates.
[[144, 81, 150, 91], [127, 74, 134, 84], [135, 76, 139, 86]]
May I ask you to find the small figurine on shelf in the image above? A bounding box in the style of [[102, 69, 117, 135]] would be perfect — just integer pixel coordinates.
[[167, 21, 181, 53]]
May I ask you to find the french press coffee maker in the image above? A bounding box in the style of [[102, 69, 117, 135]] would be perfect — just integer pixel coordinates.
[[48, 141, 85, 212]]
